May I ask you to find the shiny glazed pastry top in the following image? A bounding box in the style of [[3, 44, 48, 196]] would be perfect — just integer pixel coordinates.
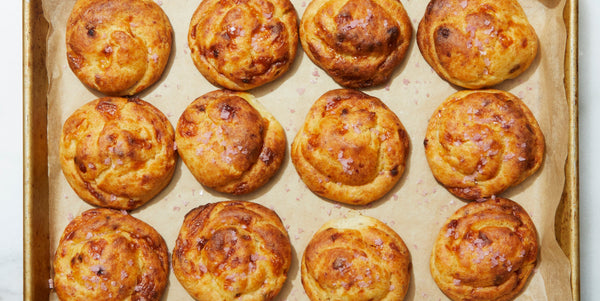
[[60, 97, 176, 210], [301, 215, 412, 301], [430, 197, 539, 301], [66, 0, 173, 96], [424, 89, 544, 200], [300, 0, 412, 88], [172, 201, 292, 301], [176, 90, 286, 195], [417, 0, 538, 89], [188, 0, 299, 90], [291, 89, 409, 205], [53, 208, 169, 301]]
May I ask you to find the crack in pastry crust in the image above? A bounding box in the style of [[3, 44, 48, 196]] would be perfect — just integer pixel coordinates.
[[417, 0, 538, 89], [430, 197, 539, 301], [188, 0, 298, 90], [300, 0, 412, 88], [60, 97, 177, 210], [291, 89, 409, 205], [53, 208, 169, 301], [66, 0, 173, 95], [424, 89, 544, 200]]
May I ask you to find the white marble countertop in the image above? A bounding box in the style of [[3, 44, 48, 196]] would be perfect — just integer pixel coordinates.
[[2, 0, 599, 299]]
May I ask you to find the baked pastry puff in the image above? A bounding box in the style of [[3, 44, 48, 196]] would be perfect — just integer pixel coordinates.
[[172, 201, 292, 301], [291, 89, 410, 205], [300, 0, 412, 88], [188, 0, 299, 90], [59, 97, 177, 210], [301, 215, 411, 301], [430, 197, 539, 301], [66, 0, 173, 96], [417, 0, 538, 89], [53, 208, 169, 301], [176, 90, 286, 194], [424, 90, 544, 200]]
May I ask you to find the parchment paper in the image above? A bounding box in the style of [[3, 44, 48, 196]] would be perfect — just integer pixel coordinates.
[[43, 0, 573, 299]]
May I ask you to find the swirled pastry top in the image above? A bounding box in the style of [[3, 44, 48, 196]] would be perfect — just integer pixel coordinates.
[[291, 89, 409, 205], [53, 208, 169, 301], [417, 0, 538, 89], [176, 90, 286, 195], [188, 0, 298, 90], [172, 201, 292, 301], [430, 197, 538, 301], [59, 97, 176, 210], [300, 0, 412, 88], [301, 215, 411, 301], [66, 0, 173, 96], [424, 90, 544, 200]]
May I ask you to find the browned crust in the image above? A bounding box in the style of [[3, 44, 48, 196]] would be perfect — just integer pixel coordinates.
[[188, 0, 298, 90], [175, 90, 286, 195], [66, 0, 172, 96], [59, 97, 177, 210], [416, 0, 538, 89], [172, 201, 292, 301], [53, 208, 169, 301], [430, 197, 539, 301], [301, 215, 411, 300], [291, 89, 409, 205], [300, 0, 412, 88], [424, 89, 545, 200]]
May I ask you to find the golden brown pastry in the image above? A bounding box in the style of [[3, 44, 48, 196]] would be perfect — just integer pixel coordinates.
[[300, 0, 412, 88], [60, 97, 176, 210], [66, 0, 172, 96], [424, 90, 544, 200], [291, 89, 409, 205], [176, 90, 286, 195], [301, 215, 411, 301], [53, 208, 169, 301], [417, 0, 538, 89], [188, 0, 298, 90], [172, 201, 292, 301], [430, 197, 538, 301]]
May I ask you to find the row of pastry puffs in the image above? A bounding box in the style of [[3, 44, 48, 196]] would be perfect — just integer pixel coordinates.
[[65, 0, 538, 95], [52, 200, 538, 301], [56, 0, 545, 299]]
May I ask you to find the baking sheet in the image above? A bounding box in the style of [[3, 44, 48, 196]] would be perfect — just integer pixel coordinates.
[[30, 0, 576, 299]]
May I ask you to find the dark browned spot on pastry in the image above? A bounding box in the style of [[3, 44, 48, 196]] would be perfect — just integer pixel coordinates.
[[197, 104, 206, 112], [197, 237, 207, 251], [103, 46, 113, 55], [190, 25, 197, 39], [438, 27, 450, 39], [448, 219, 458, 230], [509, 64, 521, 74], [64, 230, 75, 241], [178, 116, 197, 138], [423, 138, 429, 148], [390, 165, 399, 176], [522, 38, 528, 48], [76, 158, 87, 173], [389, 242, 401, 253], [233, 182, 249, 194], [330, 232, 342, 242], [387, 27, 400, 47], [86, 24, 96, 37], [260, 147, 275, 165], [95, 100, 118, 119], [332, 257, 348, 270]]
